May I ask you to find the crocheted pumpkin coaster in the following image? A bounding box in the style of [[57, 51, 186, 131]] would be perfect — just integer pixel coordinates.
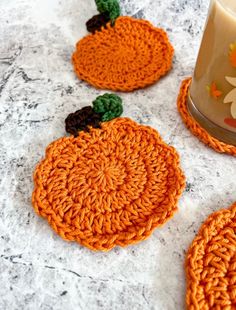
[[186, 202, 236, 309], [32, 94, 185, 251], [72, 1, 174, 92], [177, 78, 236, 156]]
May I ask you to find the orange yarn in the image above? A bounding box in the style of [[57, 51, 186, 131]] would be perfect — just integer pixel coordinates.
[[32, 118, 185, 251], [72, 16, 174, 92], [177, 78, 236, 156], [186, 202, 236, 310]]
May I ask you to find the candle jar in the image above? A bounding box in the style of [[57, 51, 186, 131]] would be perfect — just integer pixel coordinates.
[[188, 0, 236, 145]]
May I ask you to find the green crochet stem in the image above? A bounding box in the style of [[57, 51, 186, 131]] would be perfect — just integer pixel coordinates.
[[95, 0, 120, 22], [92, 93, 123, 122]]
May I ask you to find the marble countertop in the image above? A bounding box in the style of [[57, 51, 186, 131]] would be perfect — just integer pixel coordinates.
[[1, 0, 236, 309]]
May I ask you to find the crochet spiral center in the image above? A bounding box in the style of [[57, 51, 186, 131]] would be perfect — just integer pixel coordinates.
[[72, 16, 174, 91], [32, 118, 185, 251]]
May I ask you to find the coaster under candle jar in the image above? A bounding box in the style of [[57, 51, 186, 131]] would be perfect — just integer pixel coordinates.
[[32, 94, 185, 251], [177, 78, 236, 155], [180, 0, 236, 149]]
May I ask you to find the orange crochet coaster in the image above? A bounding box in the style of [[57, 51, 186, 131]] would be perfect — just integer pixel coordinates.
[[32, 118, 185, 251], [72, 16, 174, 92], [186, 202, 236, 309], [177, 78, 236, 156]]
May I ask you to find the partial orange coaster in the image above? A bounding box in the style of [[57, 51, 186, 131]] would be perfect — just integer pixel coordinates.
[[177, 78, 236, 156], [186, 202, 236, 309], [72, 16, 174, 92], [32, 118, 185, 251]]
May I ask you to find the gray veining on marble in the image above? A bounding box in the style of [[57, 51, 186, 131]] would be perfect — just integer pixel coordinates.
[[1, 0, 236, 309]]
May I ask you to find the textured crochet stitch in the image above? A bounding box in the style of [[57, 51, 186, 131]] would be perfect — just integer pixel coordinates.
[[86, 12, 110, 34], [65, 93, 123, 135], [95, 0, 120, 22], [32, 118, 185, 251], [72, 16, 174, 92], [177, 78, 236, 156], [186, 202, 236, 309], [92, 93, 123, 121]]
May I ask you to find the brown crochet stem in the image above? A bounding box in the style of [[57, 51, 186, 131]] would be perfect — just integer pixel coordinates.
[[86, 13, 111, 33], [65, 106, 101, 136]]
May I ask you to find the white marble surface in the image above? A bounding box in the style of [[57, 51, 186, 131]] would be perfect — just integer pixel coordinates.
[[1, 0, 236, 309]]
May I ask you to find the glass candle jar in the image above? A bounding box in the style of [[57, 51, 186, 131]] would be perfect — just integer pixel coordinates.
[[188, 0, 236, 145]]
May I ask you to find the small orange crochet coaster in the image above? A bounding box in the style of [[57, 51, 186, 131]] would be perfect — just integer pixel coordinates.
[[177, 78, 236, 156], [72, 16, 174, 92], [186, 202, 236, 309], [32, 116, 185, 251]]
